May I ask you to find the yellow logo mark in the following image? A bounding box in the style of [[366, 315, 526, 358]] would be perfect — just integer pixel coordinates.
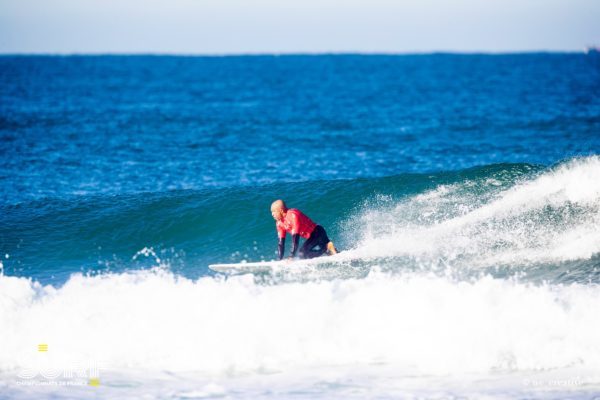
[[89, 378, 101, 387], [38, 344, 48, 352]]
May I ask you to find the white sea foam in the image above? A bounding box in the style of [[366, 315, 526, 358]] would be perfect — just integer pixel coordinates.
[[1, 268, 600, 377], [352, 156, 600, 267]]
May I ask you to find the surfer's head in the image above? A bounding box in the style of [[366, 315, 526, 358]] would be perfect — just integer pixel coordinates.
[[271, 199, 287, 221]]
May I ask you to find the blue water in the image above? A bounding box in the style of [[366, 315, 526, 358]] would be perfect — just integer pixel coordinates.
[[1, 54, 599, 201], [1, 54, 600, 399], [1, 54, 599, 282]]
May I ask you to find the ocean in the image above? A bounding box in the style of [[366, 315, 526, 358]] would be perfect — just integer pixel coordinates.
[[1, 53, 599, 399]]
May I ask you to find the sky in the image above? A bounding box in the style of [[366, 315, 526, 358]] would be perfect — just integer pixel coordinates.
[[0, 0, 599, 54]]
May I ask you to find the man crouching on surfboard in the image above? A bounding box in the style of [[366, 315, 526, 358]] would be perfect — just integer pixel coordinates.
[[271, 199, 338, 260]]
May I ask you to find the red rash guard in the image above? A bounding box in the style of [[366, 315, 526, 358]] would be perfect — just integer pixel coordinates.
[[276, 209, 317, 239]]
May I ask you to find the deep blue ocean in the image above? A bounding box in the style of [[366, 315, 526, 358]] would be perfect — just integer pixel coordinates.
[[1, 54, 600, 399]]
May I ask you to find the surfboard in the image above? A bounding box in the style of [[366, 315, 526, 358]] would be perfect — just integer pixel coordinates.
[[209, 252, 351, 273], [209, 259, 289, 273]]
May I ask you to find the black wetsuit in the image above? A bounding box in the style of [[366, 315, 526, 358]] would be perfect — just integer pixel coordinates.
[[278, 225, 331, 260], [298, 225, 331, 259]]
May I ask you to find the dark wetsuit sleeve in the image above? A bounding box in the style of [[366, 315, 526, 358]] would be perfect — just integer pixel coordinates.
[[290, 234, 300, 257], [278, 237, 286, 260]]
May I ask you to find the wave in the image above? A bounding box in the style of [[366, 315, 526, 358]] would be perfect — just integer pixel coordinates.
[[0, 157, 599, 284], [1, 156, 600, 380], [1, 268, 599, 375], [347, 156, 600, 282]]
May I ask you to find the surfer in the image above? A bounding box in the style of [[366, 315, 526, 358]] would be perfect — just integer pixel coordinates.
[[271, 199, 338, 260]]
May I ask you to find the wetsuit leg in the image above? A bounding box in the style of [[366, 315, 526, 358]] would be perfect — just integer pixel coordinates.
[[299, 225, 330, 259]]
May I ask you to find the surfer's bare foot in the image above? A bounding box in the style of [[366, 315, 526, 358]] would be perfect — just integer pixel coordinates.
[[327, 241, 338, 255]]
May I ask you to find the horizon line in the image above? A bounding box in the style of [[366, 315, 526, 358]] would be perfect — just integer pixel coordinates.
[[0, 49, 589, 57]]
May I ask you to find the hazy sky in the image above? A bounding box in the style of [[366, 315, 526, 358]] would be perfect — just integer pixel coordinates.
[[1, 0, 599, 54]]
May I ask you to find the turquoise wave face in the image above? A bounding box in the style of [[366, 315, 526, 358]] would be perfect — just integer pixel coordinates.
[[2, 158, 599, 285]]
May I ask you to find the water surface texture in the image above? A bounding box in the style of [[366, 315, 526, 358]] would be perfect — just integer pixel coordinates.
[[1, 54, 600, 399]]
